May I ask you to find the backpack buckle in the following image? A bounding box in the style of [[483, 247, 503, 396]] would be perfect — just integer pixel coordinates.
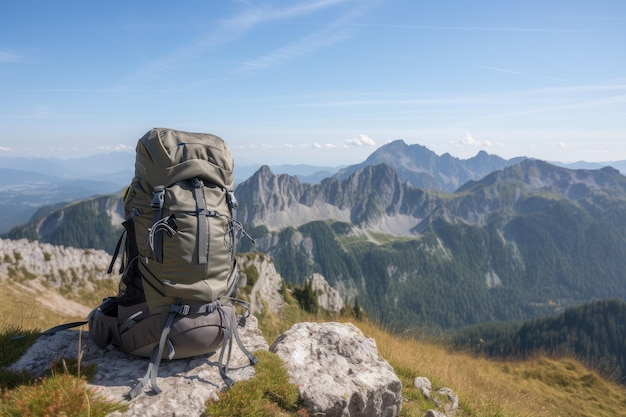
[[227, 190, 238, 210], [151, 186, 165, 210], [172, 304, 190, 316]]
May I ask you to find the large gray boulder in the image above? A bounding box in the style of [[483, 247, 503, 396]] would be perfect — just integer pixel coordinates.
[[9, 316, 268, 417], [270, 321, 402, 417]]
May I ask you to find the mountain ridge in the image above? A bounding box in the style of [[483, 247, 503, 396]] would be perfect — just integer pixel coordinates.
[[334, 139, 527, 192]]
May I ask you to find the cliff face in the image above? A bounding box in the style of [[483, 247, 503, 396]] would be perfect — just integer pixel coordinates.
[[235, 164, 438, 236]]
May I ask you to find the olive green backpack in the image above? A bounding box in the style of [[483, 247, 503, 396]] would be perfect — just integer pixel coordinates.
[[88, 128, 256, 399]]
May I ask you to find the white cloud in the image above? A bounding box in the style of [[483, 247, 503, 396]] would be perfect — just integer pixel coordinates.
[[458, 133, 498, 148], [99, 144, 135, 152], [345, 134, 376, 147], [0, 146, 13, 152], [559, 142, 573, 149], [248, 143, 297, 150], [462, 133, 480, 145]]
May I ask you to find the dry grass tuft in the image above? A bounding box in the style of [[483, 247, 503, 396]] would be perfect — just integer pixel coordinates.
[[356, 319, 626, 417]]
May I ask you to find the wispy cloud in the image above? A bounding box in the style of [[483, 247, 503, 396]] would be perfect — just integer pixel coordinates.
[[225, 0, 351, 28], [120, 0, 357, 85], [237, 28, 352, 72], [237, 0, 374, 73], [289, 80, 626, 120], [475, 65, 524, 75], [0, 146, 14, 152], [0, 50, 23, 63], [349, 23, 591, 33]]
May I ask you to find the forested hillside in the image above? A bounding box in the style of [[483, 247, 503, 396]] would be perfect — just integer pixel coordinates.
[[4, 194, 123, 254], [451, 299, 626, 384]]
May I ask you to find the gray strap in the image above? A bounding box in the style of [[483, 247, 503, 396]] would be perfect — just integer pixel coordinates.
[[127, 310, 177, 399], [216, 307, 234, 387], [213, 301, 259, 387], [170, 300, 221, 316], [232, 321, 258, 367], [127, 348, 157, 399], [107, 230, 127, 274], [227, 298, 258, 366], [37, 321, 88, 337], [151, 186, 165, 262], [192, 178, 208, 264]]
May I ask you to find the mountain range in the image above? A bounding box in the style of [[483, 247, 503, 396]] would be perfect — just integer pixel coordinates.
[[1, 143, 624, 235], [3, 140, 626, 332]]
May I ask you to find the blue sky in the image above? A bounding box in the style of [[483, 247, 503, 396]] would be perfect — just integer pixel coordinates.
[[1, 0, 625, 166]]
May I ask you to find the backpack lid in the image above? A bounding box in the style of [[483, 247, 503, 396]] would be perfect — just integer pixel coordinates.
[[134, 128, 234, 189]]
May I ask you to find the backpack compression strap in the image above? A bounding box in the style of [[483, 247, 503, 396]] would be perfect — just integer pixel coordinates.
[[215, 298, 259, 387], [127, 299, 224, 399], [191, 178, 208, 264], [127, 309, 177, 399]]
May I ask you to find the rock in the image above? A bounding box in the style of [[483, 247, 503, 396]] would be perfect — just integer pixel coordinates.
[[414, 376, 459, 417], [436, 387, 459, 412], [0, 238, 112, 286], [9, 316, 268, 417], [270, 321, 402, 417], [414, 376, 432, 398], [305, 273, 344, 314], [240, 254, 287, 316]]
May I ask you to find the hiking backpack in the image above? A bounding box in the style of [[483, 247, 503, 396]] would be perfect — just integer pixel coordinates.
[[88, 127, 257, 399]]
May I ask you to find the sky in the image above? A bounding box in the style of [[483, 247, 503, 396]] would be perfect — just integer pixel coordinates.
[[1, 0, 626, 166]]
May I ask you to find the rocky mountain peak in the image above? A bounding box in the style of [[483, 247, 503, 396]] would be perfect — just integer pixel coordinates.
[[335, 139, 521, 192]]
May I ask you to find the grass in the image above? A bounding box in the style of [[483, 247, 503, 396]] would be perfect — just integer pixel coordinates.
[[0, 322, 126, 416], [1, 373, 125, 417], [250, 294, 626, 417], [0, 274, 118, 331], [206, 350, 308, 417], [355, 319, 626, 417]]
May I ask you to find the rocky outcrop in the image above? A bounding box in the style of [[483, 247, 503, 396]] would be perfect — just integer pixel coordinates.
[[9, 316, 268, 417], [270, 321, 403, 417], [9, 318, 408, 417], [239, 254, 287, 316], [0, 238, 112, 285], [305, 273, 344, 314]]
